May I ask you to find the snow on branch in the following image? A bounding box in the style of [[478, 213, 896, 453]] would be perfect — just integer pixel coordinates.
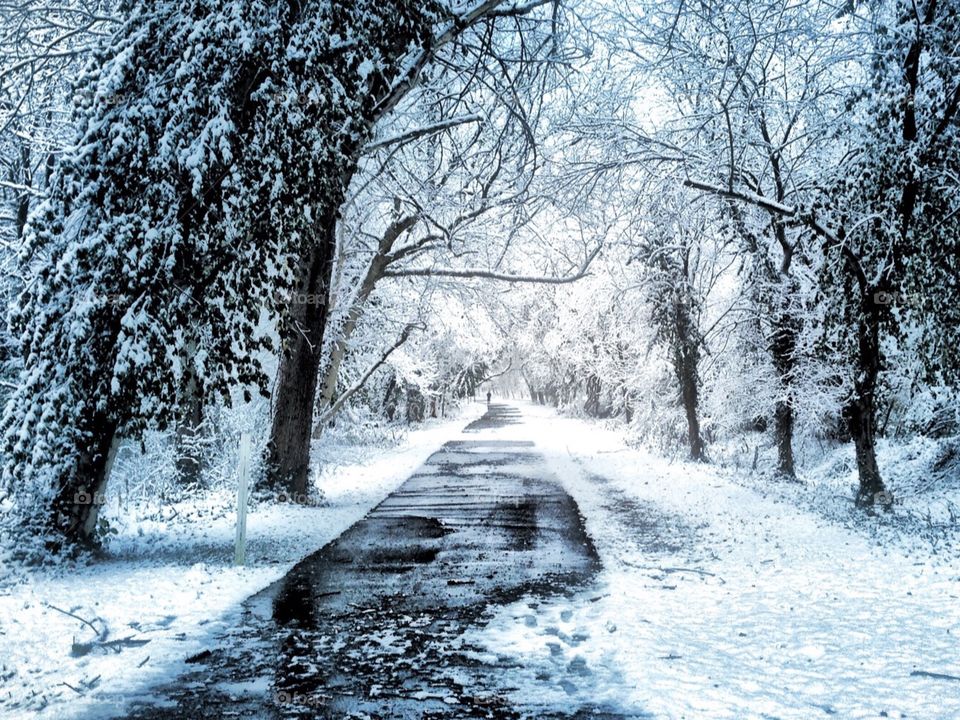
[[0, 179, 46, 198], [683, 178, 842, 243], [315, 323, 419, 427], [381, 243, 602, 284], [365, 114, 483, 152], [683, 179, 870, 289], [374, 0, 554, 119], [683, 180, 799, 222]]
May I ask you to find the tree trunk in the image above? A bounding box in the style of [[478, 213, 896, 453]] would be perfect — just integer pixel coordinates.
[[48, 414, 119, 551], [312, 214, 416, 437], [727, 200, 801, 477], [175, 339, 205, 486], [773, 400, 795, 477], [406, 386, 425, 423], [845, 392, 886, 507], [678, 344, 705, 461], [13, 143, 31, 242], [264, 217, 337, 496], [314, 284, 370, 427], [770, 304, 799, 478], [846, 300, 890, 508], [383, 372, 398, 420], [584, 374, 602, 417], [671, 285, 705, 461]]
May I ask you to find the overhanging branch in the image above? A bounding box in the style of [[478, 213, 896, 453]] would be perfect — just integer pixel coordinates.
[[683, 179, 869, 290], [479, 357, 514, 383], [315, 323, 419, 428], [364, 114, 483, 153], [373, 0, 554, 119], [683, 179, 799, 222], [382, 243, 601, 284]]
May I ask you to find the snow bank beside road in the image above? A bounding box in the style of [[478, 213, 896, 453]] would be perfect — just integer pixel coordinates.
[[0, 403, 484, 720], [467, 403, 960, 720]]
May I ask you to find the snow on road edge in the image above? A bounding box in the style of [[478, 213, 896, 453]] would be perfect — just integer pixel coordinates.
[[466, 403, 960, 720]]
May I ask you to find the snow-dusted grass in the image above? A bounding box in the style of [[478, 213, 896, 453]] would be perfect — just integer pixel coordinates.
[[0, 402, 484, 720], [465, 403, 960, 719]]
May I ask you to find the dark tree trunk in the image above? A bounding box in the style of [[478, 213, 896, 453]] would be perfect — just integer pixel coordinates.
[[615, 343, 633, 422], [727, 193, 802, 478], [264, 217, 336, 496], [383, 373, 398, 421], [175, 341, 205, 487], [8, 141, 32, 242], [773, 400, 795, 477], [584, 375, 602, 417], [770, 304, 799, 477], [671, 286, 705, 462], [406, 387, 425, 423], [846, 298, 889, 508], [838, 0, 941, 509], [845, 392, 886, 507], [677, 344, 705, 461], [546, 387, 559, 407], [48, 413, 119, 551]]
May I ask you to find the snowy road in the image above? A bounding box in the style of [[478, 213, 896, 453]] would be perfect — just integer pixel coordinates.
[[112, 404, 624, 719]]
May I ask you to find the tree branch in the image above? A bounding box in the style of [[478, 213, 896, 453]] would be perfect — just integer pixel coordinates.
[[683, 179, 869, 291], [364, 114, 483, 152], [315, 324, 418, 427], [382, 243, 601, 284], [683, 179, 799, 221], [372, 0, 553, 119], [479, 357, 513, 383]]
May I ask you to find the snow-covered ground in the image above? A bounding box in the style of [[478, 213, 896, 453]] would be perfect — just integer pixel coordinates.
[[711, 429, 960, 549], [0, 402, 484, 720], [4, 400, 957, 720], [465, 403, 960, 720]]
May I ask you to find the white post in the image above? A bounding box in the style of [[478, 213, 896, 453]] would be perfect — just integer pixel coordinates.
[[234, 433, 251, 566]]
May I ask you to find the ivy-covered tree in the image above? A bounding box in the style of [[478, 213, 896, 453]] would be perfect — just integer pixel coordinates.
[[819, 0, 960, 506], [1, 0, 554, 552]]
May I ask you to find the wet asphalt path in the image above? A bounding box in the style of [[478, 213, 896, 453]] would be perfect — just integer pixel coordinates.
[[116, 404, 612, 719]]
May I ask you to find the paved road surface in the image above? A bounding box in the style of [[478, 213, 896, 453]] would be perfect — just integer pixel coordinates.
[[116, 404, 638, 719]]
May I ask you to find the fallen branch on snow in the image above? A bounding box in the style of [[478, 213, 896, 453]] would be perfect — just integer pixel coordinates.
[[622, 561, 726, 585], [910, 670, 960, 682]]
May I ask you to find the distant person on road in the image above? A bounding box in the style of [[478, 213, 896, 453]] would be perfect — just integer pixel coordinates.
[[486, 390, 492, 405]]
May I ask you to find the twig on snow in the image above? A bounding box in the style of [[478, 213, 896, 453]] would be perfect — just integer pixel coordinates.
[[43, 604, 105, 639]]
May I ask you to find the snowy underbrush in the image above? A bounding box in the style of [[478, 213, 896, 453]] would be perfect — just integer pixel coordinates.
[[318, 403, 424, 448], [0, 401, 484, 720], [79, 399, 455, 547], [108, 397, 272, 505], [708, 428, 960, 557]]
